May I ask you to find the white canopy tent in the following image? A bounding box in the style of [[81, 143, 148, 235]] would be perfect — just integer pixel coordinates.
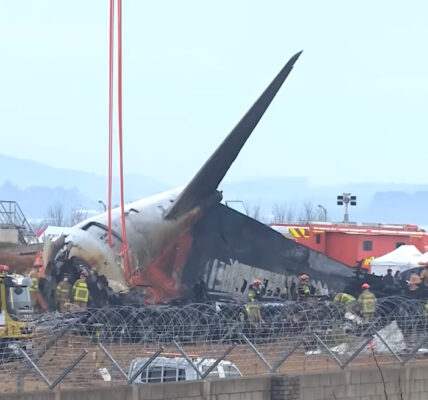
[[370, 245, 422, 276]]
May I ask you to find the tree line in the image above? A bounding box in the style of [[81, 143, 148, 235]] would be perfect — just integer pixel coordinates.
[[246, 201, 328, 224]]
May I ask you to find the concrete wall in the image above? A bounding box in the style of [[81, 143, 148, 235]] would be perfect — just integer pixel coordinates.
[[0, 228, 19, 245], [0, 376, 271, 400], [272, 364, 428, 400], [2, 365, 428, 400]]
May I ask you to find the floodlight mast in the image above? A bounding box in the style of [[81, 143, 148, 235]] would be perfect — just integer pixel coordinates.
[[336, 193, 357, 223]]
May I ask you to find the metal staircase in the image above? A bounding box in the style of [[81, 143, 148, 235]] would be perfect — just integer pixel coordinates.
[[0, 200, 37, 245]]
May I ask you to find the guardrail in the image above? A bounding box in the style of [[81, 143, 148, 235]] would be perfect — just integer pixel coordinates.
[[2, 296, 428, 393]]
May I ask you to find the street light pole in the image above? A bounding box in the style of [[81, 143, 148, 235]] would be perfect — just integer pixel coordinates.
[[98, 200, 107, 212], [318, 204, 327, 222]]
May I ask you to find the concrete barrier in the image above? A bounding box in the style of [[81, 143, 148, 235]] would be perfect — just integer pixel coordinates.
[[3, 364, 428, 400]]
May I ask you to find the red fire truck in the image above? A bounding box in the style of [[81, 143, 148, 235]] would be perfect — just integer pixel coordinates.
[[270, 222, 428, 269]]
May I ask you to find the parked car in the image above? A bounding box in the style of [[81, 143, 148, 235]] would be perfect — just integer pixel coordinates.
[[128, 355, 242, 383]]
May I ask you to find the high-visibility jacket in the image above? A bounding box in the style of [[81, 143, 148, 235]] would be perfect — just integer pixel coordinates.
[[57, 280, 72, 302], [29, 270, 39, 293], [358, 290, 376, 314], [334, 293, 356, 305], [297, 282, 310, 297], [280, 287, 288, 299], [246, 299, 261, 322], [73, 279, 89, 303]]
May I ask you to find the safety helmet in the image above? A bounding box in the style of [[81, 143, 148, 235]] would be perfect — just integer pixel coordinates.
[[253, 278, 261, 286], [80, 270, 89, 278], [300, 274, 308, 281], [361, 283, 370, 289]]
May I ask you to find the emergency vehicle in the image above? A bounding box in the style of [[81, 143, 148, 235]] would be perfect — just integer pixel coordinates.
[[0, 265, 33, 361], [270, 222, 428, 269], [128, 355, 242, 383]]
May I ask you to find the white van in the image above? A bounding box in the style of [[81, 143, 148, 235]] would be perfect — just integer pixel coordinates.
[[128, 355, 242, 384]]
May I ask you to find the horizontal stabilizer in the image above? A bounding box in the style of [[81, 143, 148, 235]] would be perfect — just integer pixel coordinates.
[[165, 51, 302, 219]]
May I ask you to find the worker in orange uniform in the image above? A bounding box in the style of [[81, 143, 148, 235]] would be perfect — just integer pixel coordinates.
[[297, 274, 310, 300], [73, 270, 89, 309], [56, 274, 72, 312], [358, 283, 376, 323], [29, 263, 42, 312]]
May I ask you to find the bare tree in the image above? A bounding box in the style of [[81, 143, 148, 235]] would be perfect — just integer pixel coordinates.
[[270, 202, 297, 223], [298, 201, 326, 223], [285, 207, 296, 223], [45, 203, 66, 226], [246, 202, 265, 222], [271, 202, 286, 223], [299, 201, 317, 223], [68, 207, 88, 226]]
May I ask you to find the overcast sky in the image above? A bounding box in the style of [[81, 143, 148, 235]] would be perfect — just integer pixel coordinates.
[[1, 1, 427, 188]]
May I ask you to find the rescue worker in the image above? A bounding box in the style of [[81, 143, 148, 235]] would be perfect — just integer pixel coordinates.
[[383, 269, 394, 288], [358, 283, 376, 323], [248, 279, 264, 301], [297, 274, 310, 299], [420, 265, 428, 292], [333, 292, 356, 306], [405, 274, 423, 299], [73, 270, 89, 309], [280, 287, 288, 300], [56, 274, 72, 312], [29, 263, 42, 312], [245, 291, 263, 325]]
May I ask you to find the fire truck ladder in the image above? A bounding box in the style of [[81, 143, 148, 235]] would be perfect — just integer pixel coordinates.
[[0, 200, 37, 245]]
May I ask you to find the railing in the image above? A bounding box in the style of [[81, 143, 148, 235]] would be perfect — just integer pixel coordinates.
[[2, 296, 428, 393], [0, 200, 37, 244]]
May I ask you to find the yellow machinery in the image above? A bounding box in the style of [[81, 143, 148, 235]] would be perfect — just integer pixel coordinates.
[[0, 265, 33, 362]]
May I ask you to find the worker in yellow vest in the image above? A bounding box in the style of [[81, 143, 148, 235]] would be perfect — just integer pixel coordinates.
[[297, 274, 310, 299], [358, 283, 376, 323], [29, 263, 42, 312], [333, 292, 356, 305], [73, 270, 89, 309], [56, 274, 72, 312], [246, 292, 263, 325]]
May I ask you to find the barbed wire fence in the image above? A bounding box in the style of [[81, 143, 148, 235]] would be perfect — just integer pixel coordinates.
[[1, 296, 428, 393]]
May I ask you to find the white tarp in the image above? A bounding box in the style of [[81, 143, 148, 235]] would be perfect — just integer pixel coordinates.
[[370, 245, 422, 276]]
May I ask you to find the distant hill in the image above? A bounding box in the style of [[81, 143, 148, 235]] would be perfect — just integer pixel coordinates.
[[2, 153, 428, 225], [0, 153, 168, 219], [221, 179, 428, 226]]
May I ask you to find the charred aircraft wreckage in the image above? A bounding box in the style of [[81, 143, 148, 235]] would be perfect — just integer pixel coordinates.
[[40, 51, 356, 309]]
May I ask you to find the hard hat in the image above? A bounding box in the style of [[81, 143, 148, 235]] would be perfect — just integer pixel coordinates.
[[253, 278, 261, 286], [300, 274, 308, 281], [361, 283, 370, 289], [80, 270, 89, 278]]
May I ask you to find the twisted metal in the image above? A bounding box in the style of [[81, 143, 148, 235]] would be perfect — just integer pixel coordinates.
[[1, 296, 428, 393]]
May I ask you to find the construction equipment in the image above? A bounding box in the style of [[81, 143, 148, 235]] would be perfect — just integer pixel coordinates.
[[0, 265, 33, 362]]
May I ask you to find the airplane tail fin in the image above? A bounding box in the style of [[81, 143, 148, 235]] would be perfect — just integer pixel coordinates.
[[165, 51, 302, 219]]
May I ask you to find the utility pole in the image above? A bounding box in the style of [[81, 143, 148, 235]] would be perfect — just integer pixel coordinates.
[[337, 193, 357, 223]]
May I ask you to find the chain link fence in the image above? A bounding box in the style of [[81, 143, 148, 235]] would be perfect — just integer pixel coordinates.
[[2, 296, 428, 393]]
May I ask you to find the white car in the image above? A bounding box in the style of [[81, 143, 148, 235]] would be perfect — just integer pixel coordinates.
[[128, 355, 242, 384]]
